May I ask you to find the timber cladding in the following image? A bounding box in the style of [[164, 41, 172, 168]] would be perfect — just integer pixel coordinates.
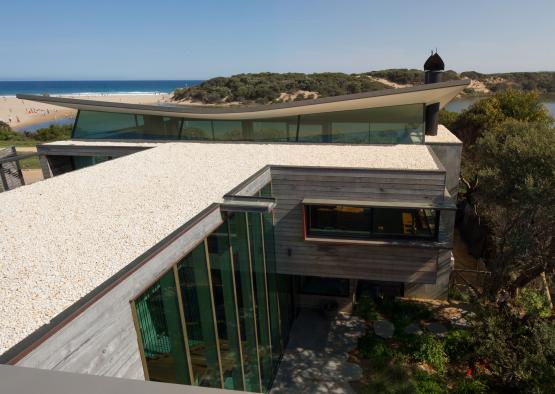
[[270, 167, 447, 284]]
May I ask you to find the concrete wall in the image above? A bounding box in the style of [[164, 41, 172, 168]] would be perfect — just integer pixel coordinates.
[[425, 142, 462, 199], [404, 249, 454, 299], [14, 207, 224, 380]]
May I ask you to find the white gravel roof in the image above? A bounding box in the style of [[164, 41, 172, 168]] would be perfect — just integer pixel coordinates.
[[425, 125, 462, 144], [0, 142, 440, 355]]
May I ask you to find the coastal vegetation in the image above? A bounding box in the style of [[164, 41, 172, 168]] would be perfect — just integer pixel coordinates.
[[173, 72, 391, 104], [172, 70, 555, 104], [0, 123, 72, 169], [0, 123, 72, 145]]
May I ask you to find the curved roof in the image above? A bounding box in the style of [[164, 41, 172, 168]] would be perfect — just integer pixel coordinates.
[[16, 80, 468, 120]]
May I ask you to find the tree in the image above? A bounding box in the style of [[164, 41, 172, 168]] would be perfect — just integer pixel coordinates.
[[451, 89, 553, 148], [473, 120, 555, 299]]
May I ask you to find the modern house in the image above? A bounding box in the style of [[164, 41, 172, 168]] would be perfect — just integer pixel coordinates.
[[0, 56, 468, 392]]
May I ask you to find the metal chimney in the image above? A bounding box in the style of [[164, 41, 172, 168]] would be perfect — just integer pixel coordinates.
[[424, 51, 444, 136]]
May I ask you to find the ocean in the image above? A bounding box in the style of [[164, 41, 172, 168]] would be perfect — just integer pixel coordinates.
[[0, 80, 202, 97]]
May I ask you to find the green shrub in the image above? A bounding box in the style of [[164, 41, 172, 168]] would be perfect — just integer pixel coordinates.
[[354, 297, 380, 321], [516, 288, 552, 318], [473, 305, 555, 392], [444, 329, 474, 363], [413, 370, 447, 394], [453, 378, 488, 394], [358, 333, 393, 365], [376, 298, 433, 332], [448, 286, 471, 302], [413, 335, 448, 374]]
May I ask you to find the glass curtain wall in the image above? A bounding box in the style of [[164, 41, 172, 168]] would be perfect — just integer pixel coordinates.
[[133, 200, 289, 393], [229, 213, 262, 392], [133, 270, 191, 384], [72, 104, 424, 144], [207, 223, 244, 390], [176, 243, 222, 388]]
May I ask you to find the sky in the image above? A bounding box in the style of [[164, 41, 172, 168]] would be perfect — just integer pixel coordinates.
[[1, 0, 554, 80]]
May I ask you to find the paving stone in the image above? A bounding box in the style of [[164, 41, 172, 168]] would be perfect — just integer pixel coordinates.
[[373, 319, 395, 338], [404, 322, 423, 335], [426, 321, 448, 335], [270, 310, 366, 393]]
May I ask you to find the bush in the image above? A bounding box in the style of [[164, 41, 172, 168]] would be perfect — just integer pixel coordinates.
[[358, 333, 393, 366], [515, 288, 552, 318], [354, 296, 380, 321], [473, 305, 555, 392], [444, 329, 474, 363], [377, 298, 434, 332], [453, 378, 488, 394], [413, 370, 447, 394], [412, 335, 448, 374], [24, 124, 72, 141]]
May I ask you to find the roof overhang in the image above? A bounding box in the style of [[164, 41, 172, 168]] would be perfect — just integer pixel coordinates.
[[16, 80, 469, 120]]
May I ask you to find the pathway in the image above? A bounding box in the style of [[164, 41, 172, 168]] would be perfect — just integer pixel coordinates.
[[270, 309, 366, 393]]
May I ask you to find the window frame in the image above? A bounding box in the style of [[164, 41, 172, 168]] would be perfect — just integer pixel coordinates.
[[302, 203, 440, 242]]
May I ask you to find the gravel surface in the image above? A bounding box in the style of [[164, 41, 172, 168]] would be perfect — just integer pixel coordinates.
[[0, 142, 440, 355], [425, 125, 462, 144]]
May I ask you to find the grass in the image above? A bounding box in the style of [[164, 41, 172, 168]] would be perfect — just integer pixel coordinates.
[[351, 297, 484, 394], [0, 141, 41, 169], [18, 156, 41, 170], [0, 140, 39, 148]]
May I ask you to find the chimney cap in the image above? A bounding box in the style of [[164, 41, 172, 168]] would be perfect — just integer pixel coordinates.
[[424, 51, 445, 71]]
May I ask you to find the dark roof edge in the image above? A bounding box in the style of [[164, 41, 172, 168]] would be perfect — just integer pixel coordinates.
[[16, 79, 470, 115]]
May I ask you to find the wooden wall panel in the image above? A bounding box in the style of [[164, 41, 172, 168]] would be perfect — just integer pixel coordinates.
[[271, 167, 447, 284]]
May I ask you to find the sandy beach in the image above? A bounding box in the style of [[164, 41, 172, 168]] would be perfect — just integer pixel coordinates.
[[0, 93, 172, 130]]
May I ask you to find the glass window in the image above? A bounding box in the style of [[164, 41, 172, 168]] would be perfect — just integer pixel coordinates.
[[73, 104, 424, 144], [229, 213, 262, 392], [305, 204, 438, 240], [259, 184, 282, 371], [73, 111, 183, 140], [332, 122, 371, 143], [207, 223, 244, 390], [372, 208, 437, 238], [177, 243, 222, 388], [72, 155, 111, 170], [213, 121, 243, 141], [248, 212, 273, 391], [252, 118, 296, 141], [307, 205, 372, 239], [298, 104, 424, 144], [181, 120, 212, 140], [134, 270, 191, 384]]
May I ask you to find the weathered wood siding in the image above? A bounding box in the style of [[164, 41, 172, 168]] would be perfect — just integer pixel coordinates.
[[271, 167, 447, 284], [15, 207, 224, 380]]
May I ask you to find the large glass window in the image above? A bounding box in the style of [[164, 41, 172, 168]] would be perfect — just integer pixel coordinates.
[[181, 120, 212, 140], [73, 104, 424, 144], [372, 208, 438, 238], [307, 205, 372, 239], [260, 184, 282, 371], [299, 104, 424, 144], [207, 223, 244, 390], [177, 243, 222, 388], [248, 212, 273, 391], [229, 213, 262, 392], [134, 270, 191, 384], [305, 204, 438, 240], [252, 118, 296, 141], [133, 212, 293, 393]]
